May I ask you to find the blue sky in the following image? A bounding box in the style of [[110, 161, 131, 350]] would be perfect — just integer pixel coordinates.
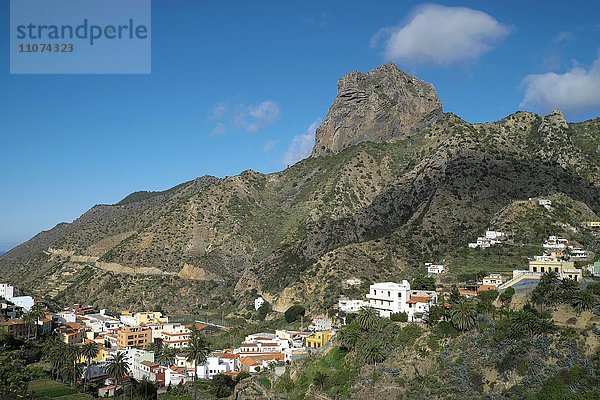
[[1, 0, 599, 251]]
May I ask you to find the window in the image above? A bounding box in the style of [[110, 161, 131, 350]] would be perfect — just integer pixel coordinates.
[[532, 267, 537, 272]]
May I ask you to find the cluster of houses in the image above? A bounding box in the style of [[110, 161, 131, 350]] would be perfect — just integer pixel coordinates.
[[0, 282, 335, 394], [468, 230, 505, 249]]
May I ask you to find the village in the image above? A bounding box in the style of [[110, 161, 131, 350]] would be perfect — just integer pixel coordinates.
[[2, 209, 600, 398]]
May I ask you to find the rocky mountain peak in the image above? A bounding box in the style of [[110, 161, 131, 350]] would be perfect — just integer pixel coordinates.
[[312, 62, 443, 156], [539, 109, 568, 131]]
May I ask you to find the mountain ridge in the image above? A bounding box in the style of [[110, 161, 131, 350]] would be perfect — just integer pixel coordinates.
[[1, 63, 599, 316]]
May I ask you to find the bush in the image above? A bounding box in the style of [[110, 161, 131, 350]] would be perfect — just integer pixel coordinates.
[[256, 302, 272, 321], [411, 276, 436, 291], [499, 287, 515, 306], [390, 312, 408, 322], [431, 321, 459, 338], [284, 305, 306, 323], [478, 289, 499, 304]]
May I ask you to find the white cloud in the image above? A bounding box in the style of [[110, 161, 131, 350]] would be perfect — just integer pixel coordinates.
[[234, 101, 280, 133], [210, 122, 227, 136], [520, 53, 600, 115], [212, 103, 227, 119], [282, 119, 320, 167], [263, 139, 278, 153], [209, 100, 279, 135], [372, 4, 510, 66], [553, 31, 575, 44]]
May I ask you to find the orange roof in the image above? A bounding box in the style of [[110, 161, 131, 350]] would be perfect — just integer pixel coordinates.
[[459, 289, 477, 296], [407, 296, 432, 304], [219, 353, 238, 359], [169, 366, 187, 374], [240, 357, 259, 367], [223, 371, 240, 377], [240, 342, 259, 347], [477, 285, 497, 292], [140, 360, 159, 367]]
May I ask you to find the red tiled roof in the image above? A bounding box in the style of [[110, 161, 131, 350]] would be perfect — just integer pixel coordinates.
[[240, 357, 259, 367], [407, 296, 432, 304]]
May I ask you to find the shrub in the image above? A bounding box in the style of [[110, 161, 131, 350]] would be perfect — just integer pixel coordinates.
[[411, 276, 436, 291], [390, 312, 408, 322], [432, 321, 459, 338]]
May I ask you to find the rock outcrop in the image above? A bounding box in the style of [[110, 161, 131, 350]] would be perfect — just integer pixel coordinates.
[[312, 63, 443, 156]]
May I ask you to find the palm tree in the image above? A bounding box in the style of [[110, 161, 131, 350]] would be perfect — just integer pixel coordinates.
[[185, 330, 210, 400], [156, 347, 176, 367], [43, 336, 67, 380], [81, 341, 99, 385], [337, 324, 360, 351], [450, 300, 477, 331], [29, 304, 46, 340], [540, 270, 560, 286], [63, 344, 82, 387], [106, 351, 131, 400], [356, 307, 378, 331], [21, 312, 35, 341], [572, 291, 595, 313], [360, 340, 386, 365], [559, 279, 578, 298]]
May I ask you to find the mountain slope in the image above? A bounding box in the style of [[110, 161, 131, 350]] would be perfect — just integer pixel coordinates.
[[1, 63, 599, 315]]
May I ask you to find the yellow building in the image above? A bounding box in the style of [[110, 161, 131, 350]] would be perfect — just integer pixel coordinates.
[[78, 342, 109, 363], [117, 326, 152, 349], [305, 331, 331, 349], [586, 221, 600, 229], [136, 311, 168, 326], [529, 259, 582, 281]]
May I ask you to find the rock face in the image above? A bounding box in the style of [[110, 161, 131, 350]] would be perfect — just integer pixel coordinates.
[[312, 63, 443, 156]]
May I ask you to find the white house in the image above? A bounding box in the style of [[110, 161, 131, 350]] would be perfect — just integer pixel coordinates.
[[345, 278, 362, 286], [538, 199, 552, 208], [79, 312, 122, 333], [482, 274, 503, 287], [231, 332, 292, 362], [158, 323, 191, 349], [570, 248, 590, 259], [366, 281, 437, 321], [366, 281, 410, 318], [0, 283, 15, 299], [119, 314, 137, 327], [309, 318, 332, 332], [405, 290, 438, 321], [485, 230, 505, 240], [254, 296, 265, 311], [122, 348, 155, 382], [425, 263, 445, 275], [543, 236, 571, 251], [197, 354, 237, 379], [338, 298, 367, 313], [164, 366, 190, 386]]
